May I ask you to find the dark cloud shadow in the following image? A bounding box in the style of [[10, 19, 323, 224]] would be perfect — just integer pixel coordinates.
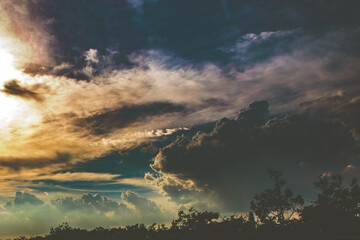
[[0, 152, 72, 171], [74, 102, 188, 135], [2, 80, 43, 101]]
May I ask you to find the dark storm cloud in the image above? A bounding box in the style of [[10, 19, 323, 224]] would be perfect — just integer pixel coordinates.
[[2, 80, 43, 101], [298, 92, 360, 141], [15, 0, 360, 74], [147, 101, 359, 211], [74, 102, 188, 135], [266, 84, 304, 106], [299, 93, 360, 127], [25, 0, 142, 72], [0, 152, 72, 171], [140, 143, 159, 155]]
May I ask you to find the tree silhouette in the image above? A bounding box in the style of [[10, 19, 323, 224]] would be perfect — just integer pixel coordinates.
[[250, 170, 304, 225], [12, 172, 360, 240], [171, 207, 220, 230], [301, 174, 360, 236]]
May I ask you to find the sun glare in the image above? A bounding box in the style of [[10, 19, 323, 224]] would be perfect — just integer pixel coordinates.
[[0, 47, 24, 86], [0, 93, 24, 128], [0, 40, 39, 129]]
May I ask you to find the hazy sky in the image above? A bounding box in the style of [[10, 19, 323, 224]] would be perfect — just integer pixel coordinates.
[[0, 0, 360, 237]]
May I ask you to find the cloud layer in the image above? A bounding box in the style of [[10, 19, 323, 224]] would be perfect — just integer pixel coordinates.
[[0, 0, 359, 237], [0, 191, 173, 237]]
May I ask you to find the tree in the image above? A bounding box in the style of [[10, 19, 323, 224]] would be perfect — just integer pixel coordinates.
[[171, 208, 220, 230], [250, 170, 304, 225], [301, 174, 360, 236]]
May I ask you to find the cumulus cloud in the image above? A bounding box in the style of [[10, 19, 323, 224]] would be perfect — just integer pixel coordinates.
[[52, 193, 127, 213], [13, 192, 44, 206], [122, 191, 165, 218], [0, 191, 174, 237], [147, 101, 359, 211]]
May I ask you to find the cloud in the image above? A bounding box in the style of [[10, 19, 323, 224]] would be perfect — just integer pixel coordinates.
[[0, 0, 359, 216], [51, 193, 127, 213], [0, 0, 54, 66], [114, 178, 153, 188], [126, 0, 144, 9], [1, 36, 359, 193], [0, 152, 72, 171], [84, 49, 99, 64], [13, 192, 44, 206], [297, 92, 360, 174], [2, 80, 43, 101], [231, 30, 296, 54], [35, 172, 122, 182], [0, 171, 153, 199], [141, 143, 159, 154], [0, 1, 358, 237], [122, 191, 164, 217], [298, 91, 360, 129], [4, 0, 359, 72], [74, 102, 188, 135], [0, 191, 174, 237], [147, 101, 359, 211], [0, 27, 359, 195]]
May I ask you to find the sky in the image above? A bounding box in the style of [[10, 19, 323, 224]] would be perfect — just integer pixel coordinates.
[[0, 0, 360, 237]]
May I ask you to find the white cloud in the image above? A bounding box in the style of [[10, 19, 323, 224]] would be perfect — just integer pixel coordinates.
[[84, 48, 99, 63], [231, 30, 295, 53]]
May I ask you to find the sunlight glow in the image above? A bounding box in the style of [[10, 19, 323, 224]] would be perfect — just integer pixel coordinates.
[[0, 93, 24, 128], [0, 46, 25, 86], [0, 39, 40, 129]]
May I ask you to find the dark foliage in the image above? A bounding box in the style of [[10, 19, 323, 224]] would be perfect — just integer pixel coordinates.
[[250, 169, 304, 225], [13, 172, 360, 240], [301, 174, 360, 239]]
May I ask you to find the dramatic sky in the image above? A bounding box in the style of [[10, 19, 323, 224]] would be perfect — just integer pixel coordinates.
[[0, 0, 360, 237]]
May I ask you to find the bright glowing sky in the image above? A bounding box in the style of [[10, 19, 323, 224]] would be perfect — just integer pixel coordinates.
[[0, 0, 360, 237]]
